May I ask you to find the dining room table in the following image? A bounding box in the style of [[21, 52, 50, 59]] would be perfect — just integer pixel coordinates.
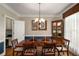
[[16, 39, 65, 56]]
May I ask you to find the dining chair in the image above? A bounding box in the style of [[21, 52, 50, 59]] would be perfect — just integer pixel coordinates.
[[11, 39, 23, 56], [56, 39, 70, 56], [43, 43, 58, 56], [23, 43, 37, 56]]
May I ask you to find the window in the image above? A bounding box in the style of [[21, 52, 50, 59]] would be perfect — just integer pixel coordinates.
[[64, 12, 79, 55]]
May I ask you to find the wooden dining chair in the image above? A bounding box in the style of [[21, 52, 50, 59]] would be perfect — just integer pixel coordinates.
[[11, 39, 23, 56], [56, 39, 70, 56], [43, 43, 58, 56], [23, 43, 37, 56]]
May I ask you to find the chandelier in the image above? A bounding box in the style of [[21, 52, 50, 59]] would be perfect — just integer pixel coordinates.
[[34, 3, 45, 23], [32, 3, 47, 30]]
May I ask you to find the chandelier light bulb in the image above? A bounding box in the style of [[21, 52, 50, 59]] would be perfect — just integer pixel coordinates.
[[34, 18, 39, 22]]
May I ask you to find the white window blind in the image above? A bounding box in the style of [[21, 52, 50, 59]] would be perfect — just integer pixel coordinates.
[[64, 12, 79, 55]]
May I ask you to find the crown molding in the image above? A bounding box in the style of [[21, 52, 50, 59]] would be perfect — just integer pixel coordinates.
[[19, 14, 59, 18], [0, 3, 20, 16], [59, 3, 77, 15]]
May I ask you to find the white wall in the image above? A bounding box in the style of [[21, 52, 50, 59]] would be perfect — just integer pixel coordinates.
[[19, 16, 62, 36]]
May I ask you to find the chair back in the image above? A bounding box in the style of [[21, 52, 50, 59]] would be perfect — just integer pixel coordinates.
[[53, 38, 64, 46], [23, 43, 36, 50], [11, 39, 18, 48], [64, 39, 70, 48], [43, 43, 54, 49]]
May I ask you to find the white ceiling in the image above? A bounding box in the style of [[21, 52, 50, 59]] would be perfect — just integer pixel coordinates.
[[5, 3, 75, 16]]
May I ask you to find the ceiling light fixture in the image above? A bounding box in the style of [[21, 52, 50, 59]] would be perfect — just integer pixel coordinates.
[[34, 3, 45, 23]]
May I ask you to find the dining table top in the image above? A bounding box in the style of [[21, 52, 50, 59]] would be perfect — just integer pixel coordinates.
[[16, 39, 65, 47], [16, 40, 48, 47]]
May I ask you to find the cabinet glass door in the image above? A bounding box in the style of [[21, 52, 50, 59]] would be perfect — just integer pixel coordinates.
[[52, 20, 63, 38]]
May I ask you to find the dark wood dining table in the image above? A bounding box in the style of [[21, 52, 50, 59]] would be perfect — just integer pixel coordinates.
[[16, 40, 45, 47], [16, 39, 65, 47], [16, 39, 65, 56]]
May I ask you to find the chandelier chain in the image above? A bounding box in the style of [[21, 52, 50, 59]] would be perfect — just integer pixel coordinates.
[[39, 3, 40, 20]]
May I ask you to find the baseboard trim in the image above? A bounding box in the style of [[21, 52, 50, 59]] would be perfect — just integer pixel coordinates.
[[0, 52, 5, 56]]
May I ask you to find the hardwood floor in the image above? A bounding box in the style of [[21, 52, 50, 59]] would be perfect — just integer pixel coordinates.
[[5, 47, 73, 56]]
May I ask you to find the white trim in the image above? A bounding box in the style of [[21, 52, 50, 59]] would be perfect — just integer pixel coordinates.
[[19, 14, 63, 18], [0, 40, 4, 42], [0, 52, 5, 56], [0, 3, 20, 16], [4, 14, 16, 20], [3, 15, 6, 56], [60, 4, 76, 15], [25, 35, 52, 37]]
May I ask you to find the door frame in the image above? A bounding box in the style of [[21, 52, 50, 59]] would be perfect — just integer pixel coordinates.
[[4, 14, 15, 55]]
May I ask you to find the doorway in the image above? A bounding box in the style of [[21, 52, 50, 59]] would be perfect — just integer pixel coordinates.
[[5, 15, 14, 55], [5, 16, 25, 55]]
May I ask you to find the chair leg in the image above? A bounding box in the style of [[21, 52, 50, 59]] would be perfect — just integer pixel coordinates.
[[22, 51, 23, 56], [13, 51, 14, 56], [58, 51, 60, 56], [56, 49, 60, 56], [13, 49, 16, 56], [54, 49, 55, 56], [62, 51, 64, 55], [67, 50, 69, 56], [16, 52, 18, 56]]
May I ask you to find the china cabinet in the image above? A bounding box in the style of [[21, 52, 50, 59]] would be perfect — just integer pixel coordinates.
[[52, 20, 64, 38]]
